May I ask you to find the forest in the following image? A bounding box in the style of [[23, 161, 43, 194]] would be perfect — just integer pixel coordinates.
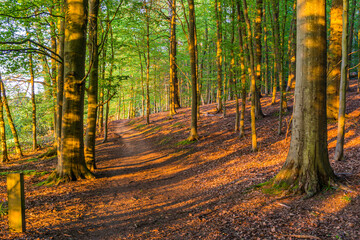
[[0, 0, 359, 239]]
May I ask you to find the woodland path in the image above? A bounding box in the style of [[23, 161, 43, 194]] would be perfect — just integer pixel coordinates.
[[29, 119, 219, 239]]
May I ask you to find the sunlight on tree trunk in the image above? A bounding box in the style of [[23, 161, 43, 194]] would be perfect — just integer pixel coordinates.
[[0, 76, 22, 157], [0, 84, 8, 163], [274, 0, 336, 197], [242, 0, 257, 151], [334, 0, 349, 161], [187, 0, 199, 141], [52, 0, 94, 182], [327, 0, 343, 119], [85, 0, 100, 171]]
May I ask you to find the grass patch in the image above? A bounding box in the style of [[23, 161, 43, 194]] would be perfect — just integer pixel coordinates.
[[342, 195, 352, 202], [171, 122, 185, 128], [25, 157, 39, 163], [259, 180, 298, 195], [0, 170, 50, 177], [176, 139, 194, 146]]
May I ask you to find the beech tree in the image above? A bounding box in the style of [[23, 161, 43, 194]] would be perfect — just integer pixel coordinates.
[[52, 0, 94, 181], [327, 0, 343, 120], [334, 0, 349, 161], [273, 0, 336, 196]]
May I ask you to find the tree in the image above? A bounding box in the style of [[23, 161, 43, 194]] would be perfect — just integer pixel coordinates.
[[273, 0, 336, 197], [0, 83, 8, 163], [187, 0, 199, 141], [52, 0, 94, 181], [0, 75, 23, 157], [85, 0, 100, 171], [169, 0, 178, 116], [327, 0, 343, 119], [334, 0, 349, 161], [215, 0, 223, 113], [242, 0, 257, 151]]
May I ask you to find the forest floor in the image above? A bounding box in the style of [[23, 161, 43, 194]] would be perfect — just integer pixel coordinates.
[[0, 80, 360, 240]]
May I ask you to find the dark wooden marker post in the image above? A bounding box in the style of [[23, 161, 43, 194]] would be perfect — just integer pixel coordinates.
[[7, 173, 25, 232]]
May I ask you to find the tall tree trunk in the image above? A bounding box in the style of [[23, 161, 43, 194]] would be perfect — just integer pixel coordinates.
[[242, 0, 257, 151], [50, 7, 57, 135], [347, 0, 356, 82], [103, 24, 114, 143], [56, 2, 65, 165], [0, 83, 8, 163], [237, 0, 247, 138], [29, 51, 37, 151], [85, 0, 100, 171], [254, 0, 264, 119], [230, 2, 238, 131], [327, 0, 343, 119], [187, 0, 199, 141], [0, 76, 22, 157], [286, 11, 296, 92], [169, 0, 178, 116], [334, 0, 349, 161], [272, 0, 284, 134], [215, 0, 223, 113], [52, 0, 94, 181], [146, 1, 151, 124], [274, 0, 336, 197]]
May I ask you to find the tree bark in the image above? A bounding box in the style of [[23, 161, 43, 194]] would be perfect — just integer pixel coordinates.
[[103, 24, 114, 143], [0, 84, 8, 163], [334, 0, 349, 161], [53, 0, 94, 181], [85, 0, 100, 171], [327, 0, 343, 119], [169, 0, 178, 116], [56, 2, 65, 166], [274, 0, 336, 197], [0, 76, 22, 157], [29, 49, 37, 151], [242, 0, 257, 151], [254, 0, 264, 119], [146, 1, 151, 125], [187, 0, 199, 141], [215, 0, 223, 113]]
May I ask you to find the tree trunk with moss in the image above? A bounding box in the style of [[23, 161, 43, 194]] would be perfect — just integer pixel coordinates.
[[274, 0, 336, 197], [327, 0, 343, 119], [85, 0, 100, 171], [53, 0, 94, 181]]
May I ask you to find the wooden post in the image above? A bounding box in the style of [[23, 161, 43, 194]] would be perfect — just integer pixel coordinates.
[[7, 173, 25, 232]]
